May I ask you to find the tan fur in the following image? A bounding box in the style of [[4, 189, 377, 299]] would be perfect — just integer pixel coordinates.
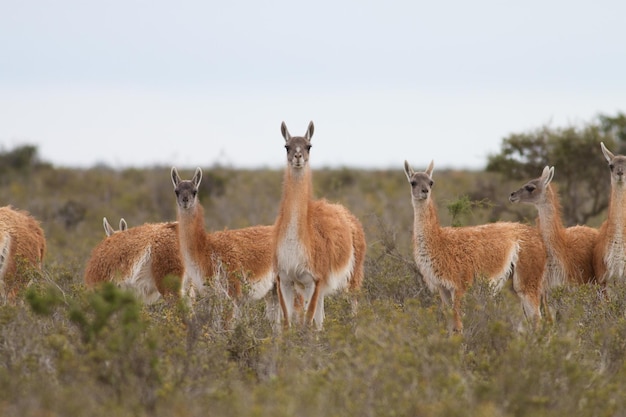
[[510, 166, 598, 288], [273, 121, 366, 329], [0, 206, 46, 302], [171, 167, 279, 325], [594, 142, 626, 286], [83, 219, 183, 303], [405, 160, 545, 333]]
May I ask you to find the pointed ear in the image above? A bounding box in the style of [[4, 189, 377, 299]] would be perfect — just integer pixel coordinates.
[[103, 217, 115, 237], [403, 160, 414, 182], [305, 121, 314, 141], [542, 166, 555, 186], [601, 142, 615, 163], [171, 167, 181, 188], [281, 121, 291, 142], [192, 167, 203, 188], [119, 218, 128, 232], [425, 160, 435, 178]]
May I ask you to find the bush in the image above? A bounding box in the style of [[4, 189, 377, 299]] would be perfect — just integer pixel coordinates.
[[2, 163, 626, 416]]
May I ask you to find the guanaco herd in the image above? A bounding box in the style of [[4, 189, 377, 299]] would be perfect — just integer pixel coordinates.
[[1, 123, 625, 333]]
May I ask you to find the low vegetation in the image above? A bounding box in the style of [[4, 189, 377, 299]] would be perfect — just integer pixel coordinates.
[[2, 141, 626, 416]]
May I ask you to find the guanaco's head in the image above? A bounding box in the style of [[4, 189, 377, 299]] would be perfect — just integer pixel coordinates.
[[103, 217, 128, 237], [601, 142, 626, 186], [171, 167, 202, 210], [509, 166, 554, 205], [403, 160, 435, 202], [281, 121, 314, 170]]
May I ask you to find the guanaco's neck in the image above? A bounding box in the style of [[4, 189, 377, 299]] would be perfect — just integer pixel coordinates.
[[606, 183, 626, 235], [276, 166, 313, 237], [535, 185, 567, 254], [412, 197, 442, 247], [177, 202, 210, 261]]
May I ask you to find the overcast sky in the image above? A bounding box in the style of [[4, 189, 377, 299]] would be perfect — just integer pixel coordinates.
[[1, 0, 624, 171]]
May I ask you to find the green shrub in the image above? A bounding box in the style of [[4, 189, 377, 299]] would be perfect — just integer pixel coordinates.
[[2, 164, 626, 416]]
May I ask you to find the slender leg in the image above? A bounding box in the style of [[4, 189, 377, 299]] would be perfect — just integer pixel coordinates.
[[311, 290, 325, 330], [540, 291, 553, 324], [264, 280, 283, 330], [438, 286, 462, 333], [451, 289, 463, 333], [519, 292, 541, 329], [349, 293, 358, 317], [300, 279, 317, 327], [438, 286, 452, 308], [278, 275, 296, 328]]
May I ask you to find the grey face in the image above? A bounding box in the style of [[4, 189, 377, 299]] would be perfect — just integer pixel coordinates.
[[174, 181, 198, 210], [608, 156, 626, 185], [601, 142, 626, 185], [281, 121, 314, 170], [509, 166, 554, 205], [285, 137, 312, 169], [509, 178, 544, 204], [404, 160, 435, 202], [406, 172, 434, 201], [171, 167, 202, 210]]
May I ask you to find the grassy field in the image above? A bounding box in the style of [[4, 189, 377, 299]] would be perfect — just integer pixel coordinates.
[[1, 163, 625, 417]]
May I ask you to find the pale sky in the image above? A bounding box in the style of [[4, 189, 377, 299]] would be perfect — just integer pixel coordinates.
[[1, 0, 624, 170]]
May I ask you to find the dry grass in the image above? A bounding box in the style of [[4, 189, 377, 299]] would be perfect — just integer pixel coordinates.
[[1, 164, 625, 416]]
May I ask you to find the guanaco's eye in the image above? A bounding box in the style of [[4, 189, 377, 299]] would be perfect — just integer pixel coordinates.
[[429, 180, 434, 187], [410, 181, 417, 187], [610, 164, 615, 170], [525, 185, 535, 192], [306, 145, 312, 151]]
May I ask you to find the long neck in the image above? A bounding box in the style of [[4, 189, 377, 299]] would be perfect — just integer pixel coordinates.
[[535, 185, 567, 253], [412, 197, 442, 247], [606, 182, 626, 235], [275, 166, 313, 238], [177, 202, 210, 268]]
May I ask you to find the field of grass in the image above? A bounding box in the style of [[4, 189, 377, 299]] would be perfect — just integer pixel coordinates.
[[1, 163, 625, 416]]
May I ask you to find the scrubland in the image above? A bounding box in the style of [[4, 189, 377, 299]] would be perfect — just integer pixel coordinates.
[[1, 164, 625, 417]]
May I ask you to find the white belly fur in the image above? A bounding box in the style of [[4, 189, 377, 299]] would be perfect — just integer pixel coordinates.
[[276, 215, 312, 287], [119, 246, 161, 304], [276, 215, 354, 295]]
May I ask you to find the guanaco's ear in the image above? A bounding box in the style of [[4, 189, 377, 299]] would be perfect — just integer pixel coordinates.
[[425, 160, 435, 178], [541, 165, 555, 186], [601, 142, 615, 163], [192, 167, 203, 188], [119, 218, 128, 232], [305, 121, 314, 141], [103, 217, 115, 237], [403, 160, 414, 182], [281, 121, 291, 142], [171, 167, 181, 188]]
